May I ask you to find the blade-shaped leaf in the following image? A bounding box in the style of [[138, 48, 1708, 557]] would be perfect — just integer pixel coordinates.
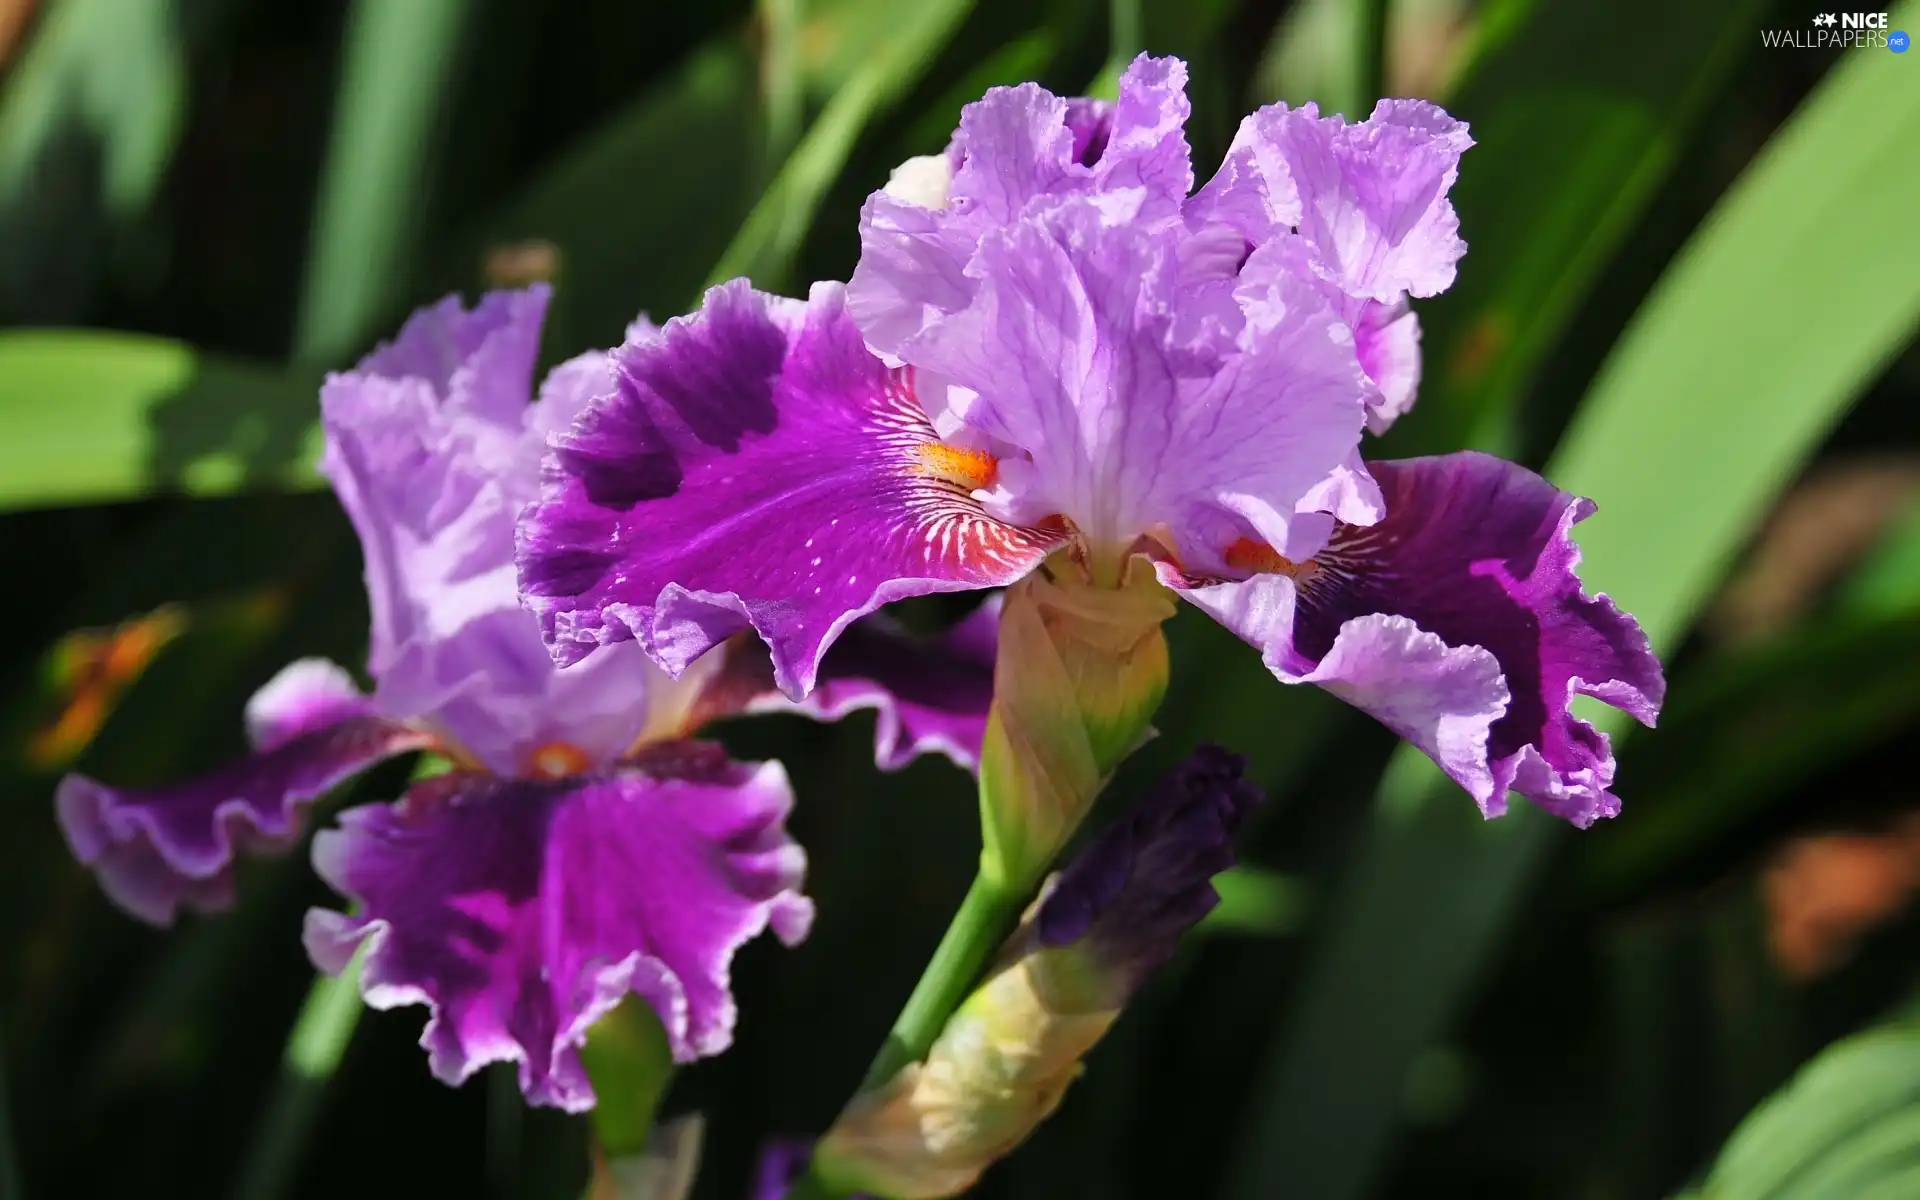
[[1384, 0, 1769, 458], [706, 0, 974, 294], [1225, 8, 1920, 1197], [291, 0, 477, 366], [0, 331, 322, 513], [0, 0, 214, 321], [1684, 1020, 1920, 1199]]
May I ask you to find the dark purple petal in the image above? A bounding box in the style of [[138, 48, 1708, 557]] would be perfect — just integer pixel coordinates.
[[57, 717, 429, 925], [704, 602, 1000, 772], [304, 756, 813, 1111], [1183, 453, 1664, 825], [518, 279, 1064, 699], [1037, 743, 1260, 988], [243, 658, 378, 751]]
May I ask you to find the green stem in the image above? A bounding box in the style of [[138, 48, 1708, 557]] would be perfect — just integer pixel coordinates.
[[230, 961, 366, 1200], [790, 874, 1028, 1198], [862, 872, 1024, 1090]]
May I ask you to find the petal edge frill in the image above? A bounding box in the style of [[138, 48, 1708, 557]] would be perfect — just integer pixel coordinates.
[[304, 757, 812, 1110], [518, 279, 1064, 698]]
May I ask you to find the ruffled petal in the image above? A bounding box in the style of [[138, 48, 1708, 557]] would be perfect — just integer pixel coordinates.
[[56, 717, 430, 925], [323, 291, 663, 771], [1084, 54, 1193, 220], [518, 279, 1063, 699], [697, 601, 1000, 772], [243, 658, 377, 752], [304, 754, 812, 1110], [1260, 99, 1472, 303], [1185, 110, 1302, 241], [358, 287, 551, 426], [1178, 453, 1664, 826], [1354, 299, 1422, 434], [907, 200, 1368, 570], [320, 288, 548, 710], [848, 56, 1192, 360]]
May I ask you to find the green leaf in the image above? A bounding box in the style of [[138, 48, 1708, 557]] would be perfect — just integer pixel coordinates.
[[293, 0, 480, 365], [706, 0, 974, 294], [1835, 500, 1920, 619], [1249, 0, 1390, 120], [1687, 1022, 1920, 1199], [1225, 8, 1920, 1198], [0, 0, 198, 320], [229, 958, 366, 1200], [0, 330, 323, 513], [1384, 0, 1769, 458], [1199, 866, 1308, 937]]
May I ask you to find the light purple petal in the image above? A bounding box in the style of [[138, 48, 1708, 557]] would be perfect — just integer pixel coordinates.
[[304, 755, 812, 1110], [1261, 99, 1472, 303], [322, 290, 659, 771], [848, 56, 1193, 360], [1354, 300, 1422, 434], [358, 288, 551, 426], [1186, 108, 1301, 241], [244, 658, 377, 752], [320, 289, 548, 710], [906, 200, 1369, 571], [1085, 54, 1193, 221], [57, 717, 430, 925], [526, 349, 618, 449], [517, 279, 1064, 699], [1179, 452, 1664, 826]]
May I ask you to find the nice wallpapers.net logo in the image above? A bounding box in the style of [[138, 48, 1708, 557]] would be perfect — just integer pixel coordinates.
[[1762, 12, 1910, 49]]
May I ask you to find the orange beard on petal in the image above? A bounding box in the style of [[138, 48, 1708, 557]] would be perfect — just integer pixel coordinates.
[[1223, 537, 1320, 580], [916, 442, 1001, 490], [525, 741, 593, 780]]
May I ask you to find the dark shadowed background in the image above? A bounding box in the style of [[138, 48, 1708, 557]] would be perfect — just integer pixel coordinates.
[[1, 0, 1917, 1197]]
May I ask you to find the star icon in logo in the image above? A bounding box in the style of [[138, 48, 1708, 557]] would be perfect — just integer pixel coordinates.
[[1813, 12, 1838, 25]]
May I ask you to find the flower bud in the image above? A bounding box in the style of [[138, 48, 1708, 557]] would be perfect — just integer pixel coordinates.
[[815, 747, 1260, 1197], [976, 560, 1175, 891]]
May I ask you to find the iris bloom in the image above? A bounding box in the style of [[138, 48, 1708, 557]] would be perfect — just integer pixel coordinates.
[[56, 287, 997, 1110], [519, 56, 1664, 827]]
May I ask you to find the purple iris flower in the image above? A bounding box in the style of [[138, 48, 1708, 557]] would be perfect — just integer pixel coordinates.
[[56, 286, 997, 1110], [516, 56, 1665, 827]]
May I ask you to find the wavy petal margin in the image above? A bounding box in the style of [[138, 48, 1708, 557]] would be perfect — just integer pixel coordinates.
[[1179, 452, 1663, 825], [57, 715, 429, 925], [518, 279, 1062, 698], [304, 756, 812, 1110]]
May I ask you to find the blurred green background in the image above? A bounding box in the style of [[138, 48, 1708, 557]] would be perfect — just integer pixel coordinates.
[[1, 0, 1917, 1197]]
